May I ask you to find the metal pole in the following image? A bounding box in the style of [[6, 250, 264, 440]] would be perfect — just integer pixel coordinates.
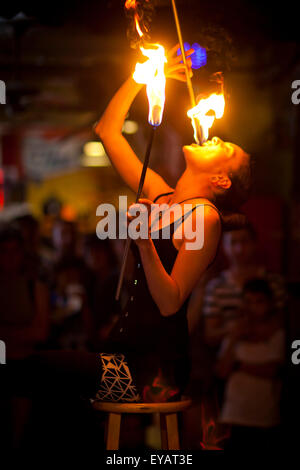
[[115, 125, 156, 300], [171, 0, 203, 144]]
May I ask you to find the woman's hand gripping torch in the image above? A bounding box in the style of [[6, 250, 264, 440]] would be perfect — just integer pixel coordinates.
[[115, 44, 167, 300]]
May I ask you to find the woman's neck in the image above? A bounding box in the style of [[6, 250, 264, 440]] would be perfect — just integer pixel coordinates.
[[170, 168, 214, 204]]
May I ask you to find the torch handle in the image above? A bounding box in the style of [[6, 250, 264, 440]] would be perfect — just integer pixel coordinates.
[[115, 126, 156, 301], [115, 236, 132, 301], [171, 0, 203, 145]]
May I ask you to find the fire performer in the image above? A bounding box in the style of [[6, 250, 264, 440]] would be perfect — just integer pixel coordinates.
[[4, 47, 251, 407], [89, 45, 251, 402]]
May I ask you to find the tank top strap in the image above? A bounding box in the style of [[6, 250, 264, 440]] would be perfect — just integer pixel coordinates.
[[177, 196, 204, 204], [153, 194, 223, 232], [174, 202, 223, 235], [203, 203, 223, 224], [173, 203, 203, 232], [180, 200, 223, 224], [153, 191, 174, 203], [177, 199, 222, 225]]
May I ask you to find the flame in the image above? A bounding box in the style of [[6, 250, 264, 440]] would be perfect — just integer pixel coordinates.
[[125, 0, 137, 8], [200, 403, 230, 450], [134, 14, 144, 37], [125, 0, 165, 126], [187, 93, 225, 143], [133, 44, 167, 126], [125, 0, 149, 38]]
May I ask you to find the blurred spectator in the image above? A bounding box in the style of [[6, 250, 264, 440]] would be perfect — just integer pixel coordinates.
[[183, 223, 287, 449], [51, 218, 78, 263], [37, 217, 79, 276], [85, 234, 117, 278], [216, 279, 285, 451], [44, 216, 93, 350], [84, 234, 121, 349], [0, 225, 49, 360], [48, 257, 90, 351], [14, 214, 48, 282], [0, 224, 49, 448], [203, 224, 286, 347]]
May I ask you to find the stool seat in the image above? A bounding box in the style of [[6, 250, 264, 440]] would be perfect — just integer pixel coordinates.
[[92, 398, 191, 450], [92, 398, 191, 414]]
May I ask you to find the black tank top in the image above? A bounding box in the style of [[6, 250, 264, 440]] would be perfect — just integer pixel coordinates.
[[108, 192, 223, 393]]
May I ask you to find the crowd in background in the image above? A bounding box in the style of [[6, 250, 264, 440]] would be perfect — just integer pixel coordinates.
[[185, 224, 289, 451], [0, 216, 129, 358], [0, 211, 298, 452]]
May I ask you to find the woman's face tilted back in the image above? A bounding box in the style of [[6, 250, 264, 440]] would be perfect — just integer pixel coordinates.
[[182, 136, 248, 177]]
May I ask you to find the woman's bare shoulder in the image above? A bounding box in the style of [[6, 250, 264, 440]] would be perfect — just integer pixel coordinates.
[[180, 198, 220, 223], [172, 199, 221, 251], [152, 191, 174, 205]]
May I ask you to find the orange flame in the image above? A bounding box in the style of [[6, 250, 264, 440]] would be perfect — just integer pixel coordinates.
[[200, 404, 230, 450], [133, 44, 167, 126], [125, 0, 149, 38], [125, 0, 165, 126], [125, 0, 138, 8], [134, 14, 144, 37], [187, 93, 225, 143]]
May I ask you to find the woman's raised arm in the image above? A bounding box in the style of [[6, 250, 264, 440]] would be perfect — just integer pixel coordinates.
[[94, 77, 172, 201], [137, 205, 222, 316], [94, 45, 194, 201]]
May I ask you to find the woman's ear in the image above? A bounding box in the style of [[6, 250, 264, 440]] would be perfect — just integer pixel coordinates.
[[210, 174, 232, 190]]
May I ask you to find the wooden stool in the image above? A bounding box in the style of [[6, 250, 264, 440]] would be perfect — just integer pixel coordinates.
[[92, 398, 191, 450]]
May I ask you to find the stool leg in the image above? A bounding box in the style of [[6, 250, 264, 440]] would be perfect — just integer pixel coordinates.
[[160, 414, 169, 450], [106, 412, 121, 450], [165, 413, 180, 450]]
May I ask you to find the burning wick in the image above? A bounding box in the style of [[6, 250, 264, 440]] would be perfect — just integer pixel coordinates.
[[125, 0, 166, 126], [125, 0, 149, 40], [187, 93, 225, 143], [134, 14, 144, 37], [133, 44, 167, 127]]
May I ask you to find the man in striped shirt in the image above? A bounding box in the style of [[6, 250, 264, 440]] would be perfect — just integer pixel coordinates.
[[203, 224, 286, 347]]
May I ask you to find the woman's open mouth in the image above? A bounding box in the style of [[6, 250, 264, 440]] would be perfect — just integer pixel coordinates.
[[202, 140, 214, 146]]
